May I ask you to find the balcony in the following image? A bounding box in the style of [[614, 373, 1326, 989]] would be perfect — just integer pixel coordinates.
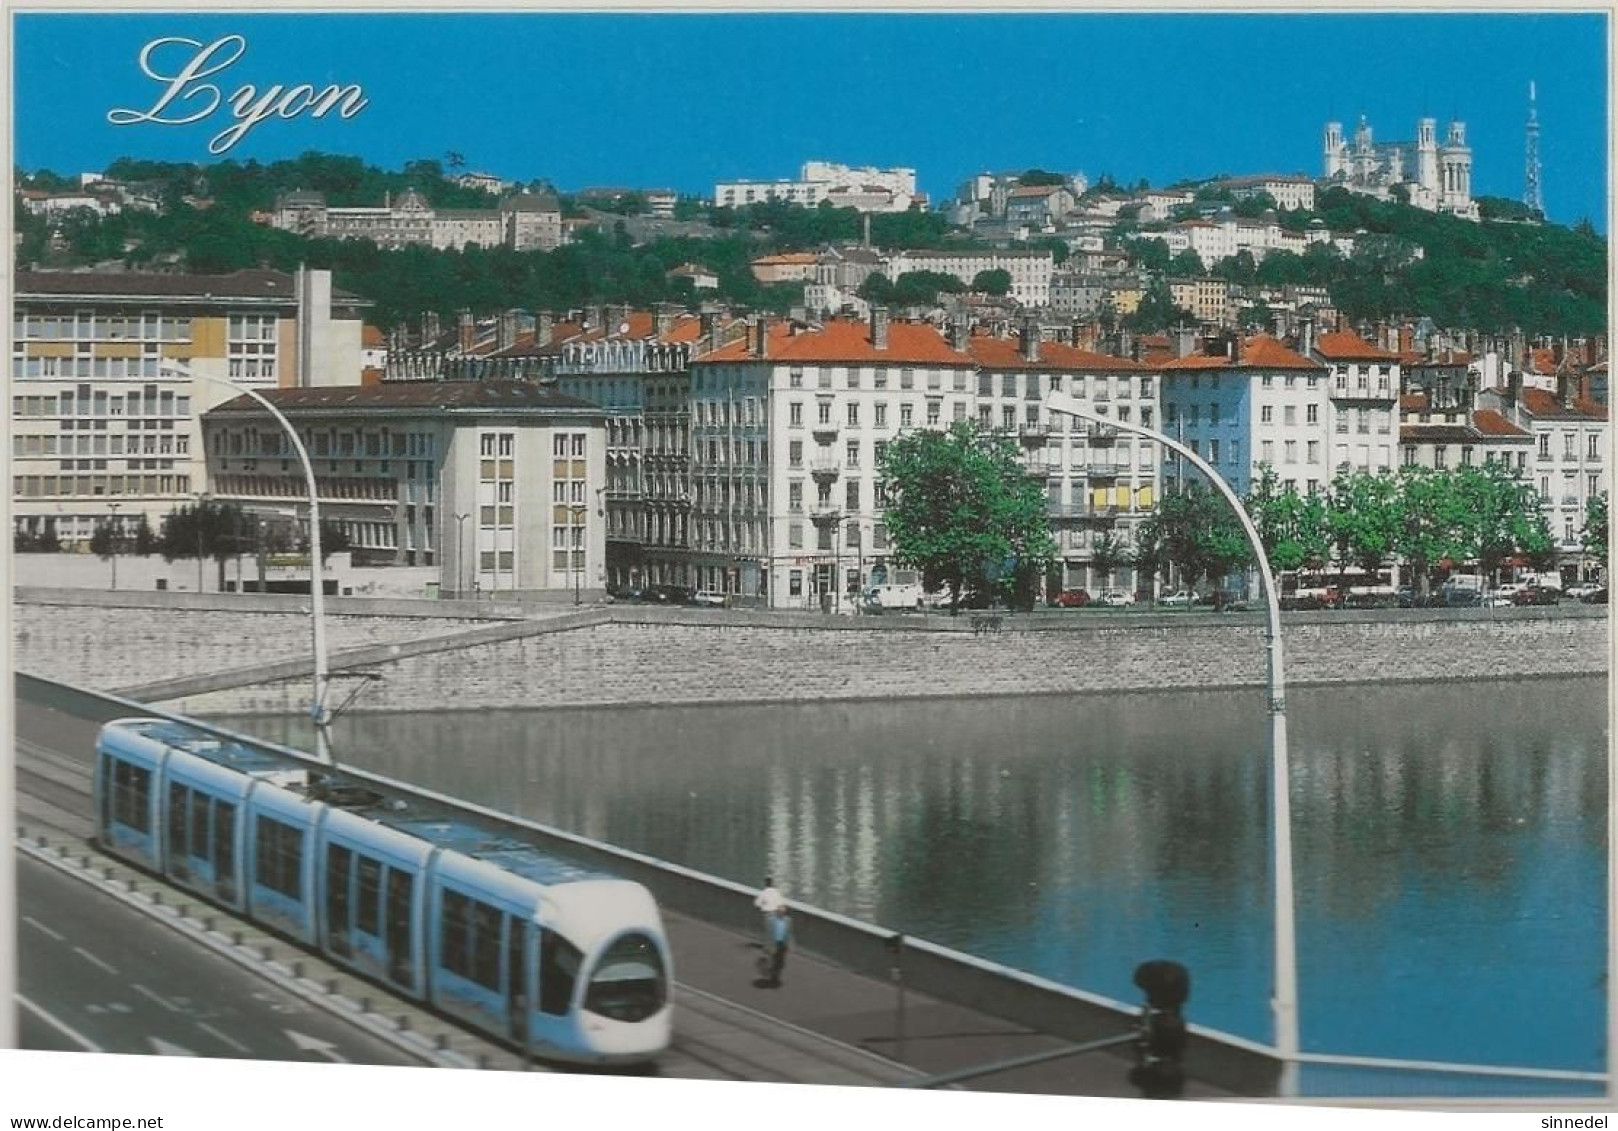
[[1047, 503, 1118, 523], [809, 504, 843, 527], [811, 420, 840, 442], [1023, 458, 1057, 479], [809, 458, 842, 483], [1081, 462, 1122, 479], [1087, 425, 1118, 445], [1018, 422, 1051, 447]]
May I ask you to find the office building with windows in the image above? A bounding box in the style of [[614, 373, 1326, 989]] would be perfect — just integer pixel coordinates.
[[12, 268, 366, 548], [200, 381, 605, 599]]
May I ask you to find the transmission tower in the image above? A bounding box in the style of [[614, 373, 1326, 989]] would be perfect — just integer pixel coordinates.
[[1524, 80, 1544, 217]]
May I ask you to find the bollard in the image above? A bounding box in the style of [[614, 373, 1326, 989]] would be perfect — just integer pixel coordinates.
[[82, 855, 92, 869], [204, 916, 216, 933], [326, 979, 339, 995], [260, 944, 273, 961], [232, 930, 244, 946], [435, 1033, 449, 1051], [36, 835, 47, 848], [398, 1016, 411, 1032], [360, 997, 372, 1014], [292, 961, 305, 978], [152, 891, 162, 906], [102, 866, 114, 880], [477, 1053, 490, 1071]]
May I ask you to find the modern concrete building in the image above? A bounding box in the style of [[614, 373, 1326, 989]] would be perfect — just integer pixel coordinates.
[[715, 162, 919, 213], [11, 267, 367, 549], [270, 188, 566, 251], [200, 381, 607, 600]]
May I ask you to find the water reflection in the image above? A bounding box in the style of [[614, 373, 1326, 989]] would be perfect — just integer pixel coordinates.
[[223, 677, 1607, 1072]]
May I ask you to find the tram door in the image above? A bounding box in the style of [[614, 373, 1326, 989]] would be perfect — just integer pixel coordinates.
[[214, 802, 237, 904], [326, 845, 353, 957], [507, 916, 530, 1044], [385, 870, 414, 988]]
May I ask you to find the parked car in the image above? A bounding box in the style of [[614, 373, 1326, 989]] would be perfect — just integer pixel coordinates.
[[1487, 582, 1527, 607], [1565, 582, 1602, 600], [1052, 588, 1092, 608], [1579, 587, 1608, 604], [647, 584, 696, 605], [692, 589, 727, 608], [1100, 589, 1135, 607], [1344, 590, 1397, 609], [1512, 584, 1560, 606], [1158, 590, 1194, 607]]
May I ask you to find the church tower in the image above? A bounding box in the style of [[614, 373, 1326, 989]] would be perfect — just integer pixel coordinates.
[[1416, 117, 1439, 195], [1323, 121, 1345, 178]]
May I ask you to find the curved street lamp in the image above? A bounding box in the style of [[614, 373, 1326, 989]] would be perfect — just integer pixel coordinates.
[[188, 371, 331, 766], [1044, 390, 1298, 1097]]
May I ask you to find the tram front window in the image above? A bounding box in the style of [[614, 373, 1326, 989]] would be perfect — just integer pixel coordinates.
[[583, 933, 666, 1022]]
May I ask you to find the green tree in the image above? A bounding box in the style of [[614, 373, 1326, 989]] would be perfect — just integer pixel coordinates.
[[1018, 169, 1068, 187], [160, 499, 254, 586], [1122, 236, 1171, 275], [1391, 466, 1471, 596], [879, 422, 1056, 611], [1582, 492, 1608, 573], [1131, 518, 1170, 600], [1154, 484, 1250, 599], [1325, 469, 1401, 588], [1245, 466, 1329, 573], [89, 519, 126, 560], [132, 514, 158, 556], [1454, 462, 1551, 583], [972, 268, 1012, 296], [1168, 249, 1205, 277], [1089, 530, 1128, 591]]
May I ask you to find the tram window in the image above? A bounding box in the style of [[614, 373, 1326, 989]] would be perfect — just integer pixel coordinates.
[[538, 929, 582, 1015], [167, 783, 188, 857], [356, 856, 382, 935], [327, 845, 352, 940], [189, 791, 210, 857], [254, 816, 303, 899], [215, 803, 236, 899], [114, 761, 152, 832], [584, 933, 667, 1022], [386, 870, 414, 974], [471, 901, 502, 991], [440, 889, 471, 977], [99, 755, 114, 830]]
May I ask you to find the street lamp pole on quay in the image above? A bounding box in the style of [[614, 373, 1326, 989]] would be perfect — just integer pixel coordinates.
[[1044, 390, 1299, 1098], [107, 502, 121, 590], [190, 372, 332, 766]]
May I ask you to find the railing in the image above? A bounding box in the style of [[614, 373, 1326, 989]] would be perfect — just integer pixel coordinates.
[[1018, 423, 1051, 444], [809, 458, 842, 480], [809, 504, 843, 525], [1081, 463, 1122, 478]]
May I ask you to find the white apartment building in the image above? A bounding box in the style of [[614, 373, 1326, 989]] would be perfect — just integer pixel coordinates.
[[271, 188, 565, 252], [885, 249, 1055, 307], [11, 268, 367, 549], [1311, 329, 1402, 477], [1216, 175, 1318, 212], [715, 162, 919, 213], [1162, 212, 1355, 266], [689, 310, 1160, 607], [1477, 375, 1608, 562], [201, 381, 607, 598]]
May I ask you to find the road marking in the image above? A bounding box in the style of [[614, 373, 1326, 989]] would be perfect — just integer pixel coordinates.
[[17, 994, 104, 1053], [286, 1029, 350, 1063], [133, 983, 181, 1013], [148, 1037, 198, 1057], [196, 1021, 252, 1055], [22, 914, 65, 941], [73, 946, 119, 975]]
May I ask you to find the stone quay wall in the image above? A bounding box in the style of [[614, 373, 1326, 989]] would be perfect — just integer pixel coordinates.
[[16, 598, 1588, 717]]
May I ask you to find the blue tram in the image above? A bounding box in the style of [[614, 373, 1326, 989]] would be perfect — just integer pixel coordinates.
[[93, 717, 673, 1066]]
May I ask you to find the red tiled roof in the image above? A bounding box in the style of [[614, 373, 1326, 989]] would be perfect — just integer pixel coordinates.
[[1522, 387, 1608, 421], [1472, 409, 1530, 437], [1313, 329, 1399, 361], [965, 334, 1151, 372], [362, 325, 386, 348], [1162, 333, 1322, 371], [1400, 392, 1431, 412], [700, 317, 971, 366]]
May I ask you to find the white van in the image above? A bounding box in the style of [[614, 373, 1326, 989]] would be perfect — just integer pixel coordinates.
[[865, 583, 926, 612]]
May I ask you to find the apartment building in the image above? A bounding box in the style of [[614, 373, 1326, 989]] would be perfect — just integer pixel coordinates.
[[885, 249, 1056, 307], [270, 188, 565, 252], [1161, 332, 1330, 498], [1311, 328, 1403, 478], [715, 162, 918, 213], [11, 268, 366, 548], [201, 381, 606, 598]]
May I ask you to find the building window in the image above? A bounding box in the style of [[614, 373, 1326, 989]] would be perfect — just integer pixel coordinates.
[[790, 403, 803, 427], [1306, 404, 1319, 425], [1434, 446, 1447, 468]]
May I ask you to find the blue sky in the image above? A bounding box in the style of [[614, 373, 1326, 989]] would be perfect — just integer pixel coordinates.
[[12, 11, 1610, 229]]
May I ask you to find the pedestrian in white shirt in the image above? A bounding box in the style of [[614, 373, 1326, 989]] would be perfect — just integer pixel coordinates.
[[754, 876, 785, 942]]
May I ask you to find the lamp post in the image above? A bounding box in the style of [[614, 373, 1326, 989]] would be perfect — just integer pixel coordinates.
[[190, 371, 331, 766], [1045, 390, 1299, 1097], [455, 512, 470, 599], [107, 502, 121, 590]]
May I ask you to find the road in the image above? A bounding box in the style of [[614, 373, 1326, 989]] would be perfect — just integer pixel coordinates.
[[17, 851, 424, 1066]]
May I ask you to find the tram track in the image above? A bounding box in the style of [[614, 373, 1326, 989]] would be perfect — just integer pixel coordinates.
[[13, 731, 920, 1087]]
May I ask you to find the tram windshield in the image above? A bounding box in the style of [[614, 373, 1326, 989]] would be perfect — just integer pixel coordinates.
[[583, 933, 667, 1022]]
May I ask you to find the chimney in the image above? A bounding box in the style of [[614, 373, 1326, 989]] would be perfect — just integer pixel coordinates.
[[652, 304, 677, 340], [949, 319, 970, 352], [607, 303, 631, 334], [1508, 371, 1523, 405], [1558, 371, 1574, 408], [871, 306, 891, 351], [536, 311, 554, 347], [700, 310, 721, 352], [1233, 332, 1245, 364], [457, 309, 475, 354], [1299, 314, 1316, 357], [1172, 322, 1196, 360], [421, 310, 441, 344], [751, 315, 770, 358], [1019, 316, 1040, 362], [497, 309, 518, 352]]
